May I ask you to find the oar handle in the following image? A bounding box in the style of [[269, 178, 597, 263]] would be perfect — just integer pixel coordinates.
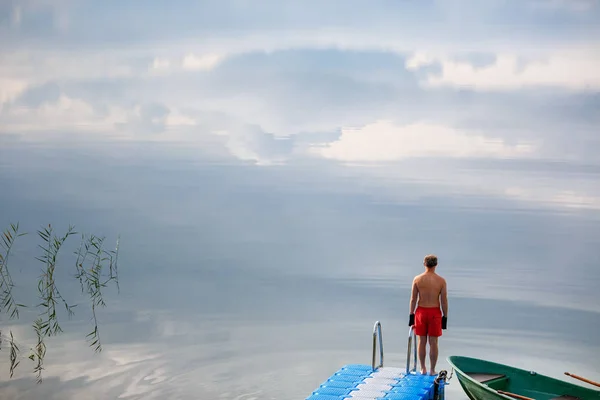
[[497, 390, 535, 400], [565, 372, 600, 388]]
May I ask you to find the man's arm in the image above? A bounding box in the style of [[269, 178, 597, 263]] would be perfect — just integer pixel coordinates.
[[409, 278, 419, 314], [440, 279, 448, 317]]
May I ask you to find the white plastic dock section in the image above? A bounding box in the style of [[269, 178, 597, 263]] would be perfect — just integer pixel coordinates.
[[306, 364, 442, 400]]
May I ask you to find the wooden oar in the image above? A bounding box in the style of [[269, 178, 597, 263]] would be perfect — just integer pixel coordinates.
[[565, 372, 600, 388], [497, 390, 535, 400]]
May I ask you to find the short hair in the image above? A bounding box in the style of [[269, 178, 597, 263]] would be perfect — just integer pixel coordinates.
[[424, 255, 438, 268]]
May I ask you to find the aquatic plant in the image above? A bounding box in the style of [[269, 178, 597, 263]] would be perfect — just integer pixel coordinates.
[[0, 222, 120, 383]]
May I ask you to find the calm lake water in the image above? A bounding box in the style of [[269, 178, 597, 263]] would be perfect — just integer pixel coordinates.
[[0, 138, 598, 399], [1, 2, 599, 397]]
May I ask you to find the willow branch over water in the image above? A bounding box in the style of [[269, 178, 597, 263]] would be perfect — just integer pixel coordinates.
[[0, 223, 27, 321], [0, 223, 121, 383]]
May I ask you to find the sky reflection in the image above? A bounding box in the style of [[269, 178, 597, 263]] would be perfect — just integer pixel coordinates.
[[1, 0, 600, 399]]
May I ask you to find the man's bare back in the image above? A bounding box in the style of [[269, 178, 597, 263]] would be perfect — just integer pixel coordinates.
[[413, 272, 447, 310]]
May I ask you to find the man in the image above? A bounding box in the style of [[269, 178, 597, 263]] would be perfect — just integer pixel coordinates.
[[408, 254, 448, 376]]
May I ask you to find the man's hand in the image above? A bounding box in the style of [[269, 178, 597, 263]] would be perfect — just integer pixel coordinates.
[[409, 314, 415, 326], [442, 316, 447, 330]]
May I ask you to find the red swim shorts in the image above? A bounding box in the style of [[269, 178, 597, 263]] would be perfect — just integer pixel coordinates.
[[414, 306, 443, 337]]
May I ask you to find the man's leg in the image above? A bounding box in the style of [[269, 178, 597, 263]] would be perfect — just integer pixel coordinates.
[[428, 336, 438, 375], [418, 335, 427, 375]]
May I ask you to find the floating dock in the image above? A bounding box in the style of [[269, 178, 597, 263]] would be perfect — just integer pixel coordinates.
[[305, 365, 442, 400], [305, 322, 448, 400]]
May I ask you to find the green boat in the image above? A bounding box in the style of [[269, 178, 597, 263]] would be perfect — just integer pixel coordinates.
[[447, 355, 600, 400]]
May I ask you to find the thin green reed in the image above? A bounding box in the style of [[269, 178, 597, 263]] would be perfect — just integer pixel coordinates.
[[0, 223, 121, 383]]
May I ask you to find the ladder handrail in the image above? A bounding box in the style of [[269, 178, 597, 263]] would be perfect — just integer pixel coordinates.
[[372, 320, 384, 371], [406, 326, 417, 374]]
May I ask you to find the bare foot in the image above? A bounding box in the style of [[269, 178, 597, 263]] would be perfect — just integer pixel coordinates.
[[429, 370, 437, 376], [420, 368, 427, 375]]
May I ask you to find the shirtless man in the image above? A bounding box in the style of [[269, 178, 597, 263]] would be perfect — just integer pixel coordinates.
[[408, 254, 448, 375]]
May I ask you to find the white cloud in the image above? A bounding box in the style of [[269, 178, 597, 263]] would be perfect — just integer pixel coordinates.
[[181, 53, 223, 71], [505, 187, 600, 210], [407, 50, 600, 91], [312, 120, 536, 162], [0, 51, 137, 105], [1, 95, 128, 133], [0, 78, 28, 105], [147, 53, 223, 75], [165, 110, 196, 127], [218, 127, 293, 166], [150, 57, 171, 72], [405, 52, 436, 70]]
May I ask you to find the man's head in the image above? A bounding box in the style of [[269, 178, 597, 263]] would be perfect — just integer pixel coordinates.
[[423, 254, 438, 268]]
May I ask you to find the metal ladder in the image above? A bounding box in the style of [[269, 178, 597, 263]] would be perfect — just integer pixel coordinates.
[[371, 321, 384, 370], [370, 321, 451, 399], [371, 321, 418, 374], [371, 321, 452, 376], [406, 325, 418, 374], [371, 321, 418, 373]]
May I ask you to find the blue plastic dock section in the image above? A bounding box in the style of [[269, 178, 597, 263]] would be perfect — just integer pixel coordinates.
[[306, 364, 443, 400]]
